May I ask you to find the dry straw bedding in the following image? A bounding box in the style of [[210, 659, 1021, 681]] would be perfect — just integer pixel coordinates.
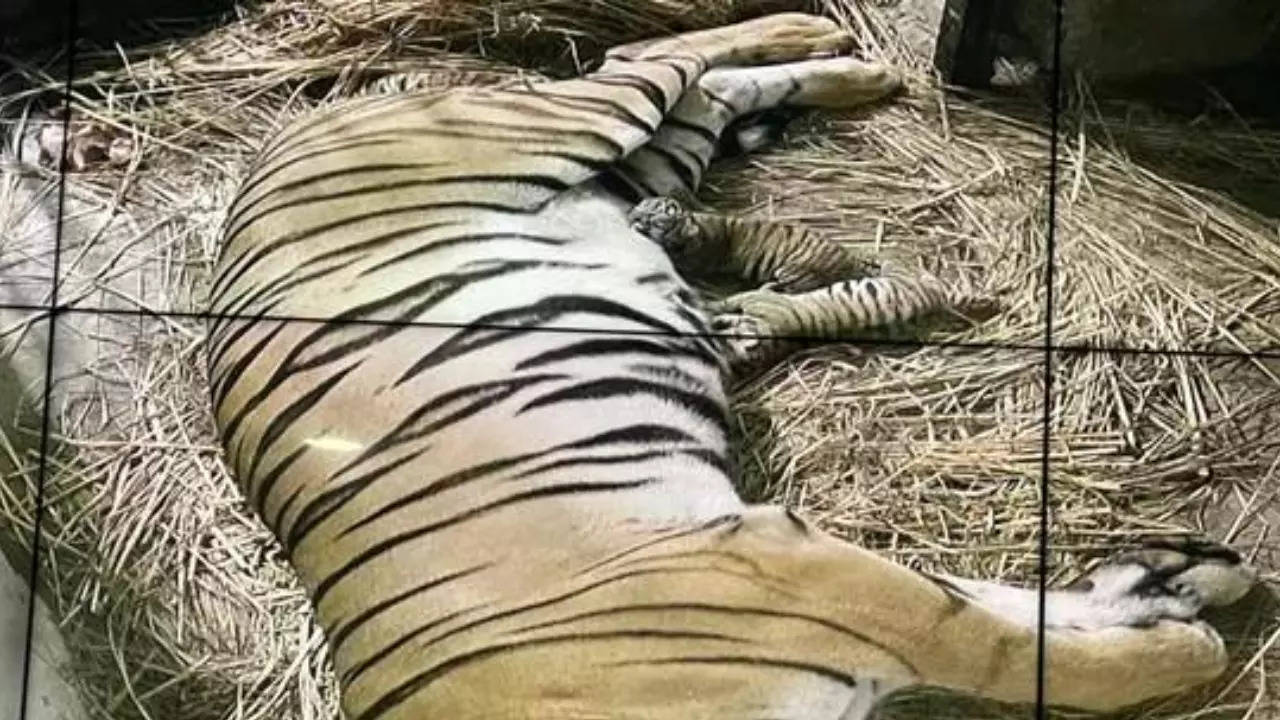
[[1, 0, 1278, 718]]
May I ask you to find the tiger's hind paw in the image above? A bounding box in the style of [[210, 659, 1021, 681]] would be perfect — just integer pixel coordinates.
[[1090, 538, 1257, 609], [1060, 538, 1256, 630]]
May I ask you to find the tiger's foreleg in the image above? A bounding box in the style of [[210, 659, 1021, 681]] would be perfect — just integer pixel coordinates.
[[628, 196, 878, 291]]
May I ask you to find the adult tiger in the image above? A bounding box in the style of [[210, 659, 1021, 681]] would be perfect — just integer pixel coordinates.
[[206, 13, 1253, 720]]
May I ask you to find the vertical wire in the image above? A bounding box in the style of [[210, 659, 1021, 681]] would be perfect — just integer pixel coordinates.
[[18, 0, 77, 717], [1035, 0, 1066, 717]]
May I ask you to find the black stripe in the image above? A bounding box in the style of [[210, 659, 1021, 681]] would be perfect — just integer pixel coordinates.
[[221, 221, 454, 307], [218, 321, 395, 448], [612, 164, 665, 198], [627, 361, 707, 387], [678, 447, 732, 476], [212, 200, 528, 303], [518, 377, 728, 430], [341, 565, 708, 690], [701, 87, 741, 116], [335, 374, 570, 479], [377, 126, 611, 151], [434, 117, 625, 152], [253, 255, 367, 310], [209, 319, 288, 414], [589, 73, 671, 115], [662, 115, 718, 145], [234, 137, 401, 210], [254, 91, 447, 162], [350, 628, 744, 720], [783, 508, 809, 534], [779, 71, 804, 104], [206, 300, 289, 378], [225, 161, 442, 233], [635, 272, 669, 285], [283, 374, 567, 550], [574, 513, 743, 576], [514, 337, 700, 370], [250, 444, 307, 529], [637, 143, 697, 192], [510, 449, 673, 481], [918, 570, 977, 614], [327, 564, 491, 652], [611, 655, 859, 688], [317, 478, 660, 606], [323, 424, 694, 547], [224, 174, 570, 247], [665, 60, 690, 90], [513, 148, 615, 174], [515, 86, 658, 135], [463, 96, 588, 119], [390, 328, 520, 389], [283, 447, 428, 552], [393, 295, 685, 387], [334, 423, 693, 536], [677, 142, 710, 174], [673, 305, 712, 336], [359, 233, 570, 277], [509, 602, 902, 669], [272, 483, 307, 540], [218, 260, 551, 445], [212, 247, 368, 328], [594, 168, 646, 204], [243, 362, 359, 502], [250, 91, 448, 170]]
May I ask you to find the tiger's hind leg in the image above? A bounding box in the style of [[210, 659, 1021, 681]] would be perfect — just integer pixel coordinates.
[[604, 56, 902, 204], [662, 508, 1255, 715]]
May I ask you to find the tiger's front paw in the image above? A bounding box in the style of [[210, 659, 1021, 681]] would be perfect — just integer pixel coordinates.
[[788, 56, 904, 108], [729, 13, 853, 63]]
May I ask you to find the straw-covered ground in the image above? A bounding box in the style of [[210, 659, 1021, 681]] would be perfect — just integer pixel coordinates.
[[1, 0, 1278, 718]]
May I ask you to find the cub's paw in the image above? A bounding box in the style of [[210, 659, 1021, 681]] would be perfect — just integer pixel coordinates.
[[709, 311, 771, 366], [951, 295, 1004, 324], [707, 287, 790, 319], [1059, 538, 1256, 630]]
